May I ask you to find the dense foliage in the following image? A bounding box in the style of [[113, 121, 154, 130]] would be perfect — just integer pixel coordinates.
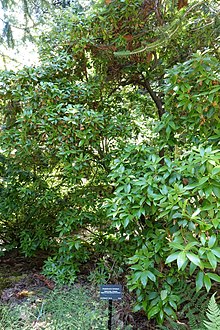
[[0, 0, 219, 325]]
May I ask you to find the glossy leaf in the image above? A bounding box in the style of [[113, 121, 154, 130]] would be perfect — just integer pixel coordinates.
[[204, 274, 212, 292], [147, 306, 160, 319], [177, 251, 187, 270], [211, 248, 220, 258], [207, 251, 217, 269], [196, 271, 204, 292], [165, 252, 179, 264], [186, 252, 202, 268]]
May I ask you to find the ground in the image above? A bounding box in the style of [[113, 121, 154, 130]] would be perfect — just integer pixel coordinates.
[[0, 251, 156, 329]]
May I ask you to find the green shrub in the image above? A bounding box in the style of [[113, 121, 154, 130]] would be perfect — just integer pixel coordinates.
[[106, 52, 220, 323]]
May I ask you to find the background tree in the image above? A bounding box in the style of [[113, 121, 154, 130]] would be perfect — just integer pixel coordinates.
[[0, 0, 87, 68]]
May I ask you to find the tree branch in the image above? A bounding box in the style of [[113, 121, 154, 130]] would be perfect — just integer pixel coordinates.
[[139, 74, 164, 119]]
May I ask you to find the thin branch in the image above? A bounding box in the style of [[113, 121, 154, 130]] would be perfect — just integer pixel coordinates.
[[114, 1, 204, 56], [0, 17, 39, 31], [0, 51, 23, 65]]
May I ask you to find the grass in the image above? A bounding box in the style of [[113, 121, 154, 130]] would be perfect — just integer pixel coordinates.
[[0, 285, 109, 330]]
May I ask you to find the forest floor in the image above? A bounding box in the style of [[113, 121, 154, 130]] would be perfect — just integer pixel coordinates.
[[0, 251, 156, 330]]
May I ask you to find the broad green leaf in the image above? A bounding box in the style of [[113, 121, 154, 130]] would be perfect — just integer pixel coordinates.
[[189, 262, 197, 275], [169, 300, 177, 310], [208, 235, 216, 248], [169, 242, 185, 250], [165, 252, 179, 264], [212, 166, 220, 176], [172, 212, 182, 219], [198, 177, 209, 186], [160, 290, 167, 301], [186, 252, 202, 268], [213, 186, 220, 198], [147, 305, 160, 319], [148, 292, 158, 300], [200, 233, 206, 246], [164, 306, 175, 317], [124, 183, 131, 194], [204, 274, 211, 292], [212, 218, 219, 229], [160, 185, 168, 195], [177, 251, 186, 270], [123, 218, 130, 228], [146, 271, 156, 282], [200, 148, 205, 157], [158, 209, 170, 218], [196, 271, 204, 292], [191, 208, 201, 218], [133, 304, 142, 312], [206, 273, 220, 282], [150, 297, 160, 307], [74, 241, 80, 250], [141, 273, 148, 287], [199, 247, 207, 256], [159, 310, 164, 322], [211, 247, 220, 258], [185, 241, 198, 250], [132, 271, 142, 282], [207, 251, 217, 269], [130, 264, 143, 271]]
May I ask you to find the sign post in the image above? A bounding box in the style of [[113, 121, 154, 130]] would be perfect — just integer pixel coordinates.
[[100, 284, 122, 330], [108, 299, 113, 330]]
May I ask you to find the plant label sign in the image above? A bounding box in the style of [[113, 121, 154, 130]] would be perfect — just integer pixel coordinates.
[[100, 284, 122, 300]]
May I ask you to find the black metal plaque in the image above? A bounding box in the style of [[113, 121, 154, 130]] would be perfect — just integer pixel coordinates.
[[100, 284, 122, 301]]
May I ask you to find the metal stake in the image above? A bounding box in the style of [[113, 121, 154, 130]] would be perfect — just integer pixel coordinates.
[[108, 299, 113, 330]]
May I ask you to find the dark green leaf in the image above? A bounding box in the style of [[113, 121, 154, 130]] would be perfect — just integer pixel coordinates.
[[196, 271, 204, 292], [211, 247, 220, 258], [165, 252, 179, 264], [140, 273, 148, 287], [177, 251, 186, 270], [146, 271, 156, 282], [204, 274, 211, 292], [160, 290, 167, 301], [206, 273, 220, 282], [208, 235, 216, 248], [186, 252, 202, 268], [147, 306, 160, 319], [207, 251, 217, 269]]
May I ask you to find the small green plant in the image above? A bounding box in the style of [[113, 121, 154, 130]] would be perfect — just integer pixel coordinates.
[[0, 286, 108, 330], [42, 256, 79, 285], [88, 259, 109, 285], [158, 293, 220, 330], [203, 293, 220, 330]]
